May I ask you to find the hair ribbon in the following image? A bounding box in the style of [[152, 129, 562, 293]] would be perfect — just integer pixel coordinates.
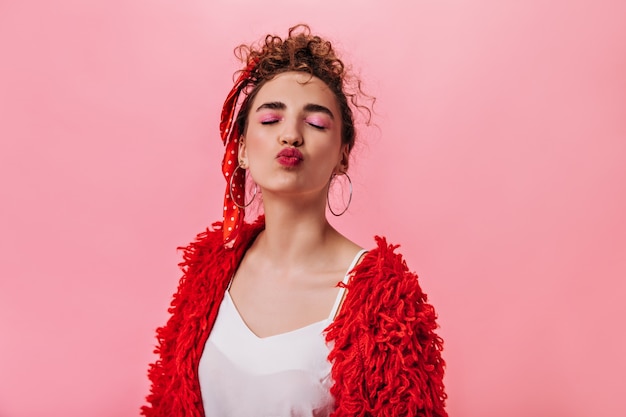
[[219, 59, 258, 245]]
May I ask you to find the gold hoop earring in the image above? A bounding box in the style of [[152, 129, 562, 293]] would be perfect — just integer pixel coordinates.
[[327, 172, 353, 216], [229, 165, 258, 209]]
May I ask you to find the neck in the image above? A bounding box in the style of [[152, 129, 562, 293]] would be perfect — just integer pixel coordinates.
[[253, 191, 337, 265]]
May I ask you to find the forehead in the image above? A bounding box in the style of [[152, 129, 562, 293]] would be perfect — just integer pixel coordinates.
[[252, 71, 339, 113]]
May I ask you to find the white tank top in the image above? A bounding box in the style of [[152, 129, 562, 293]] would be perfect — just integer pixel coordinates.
[[198, 249, 367, 417]]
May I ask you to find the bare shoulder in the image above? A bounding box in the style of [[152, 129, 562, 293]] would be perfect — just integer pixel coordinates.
[[327, 231, 366, 272]]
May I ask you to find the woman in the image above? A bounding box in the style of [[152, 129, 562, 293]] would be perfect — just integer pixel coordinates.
[[142, 25, 447, 417]]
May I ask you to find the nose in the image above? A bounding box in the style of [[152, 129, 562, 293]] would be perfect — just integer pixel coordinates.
[[278, 120, 303, 147], [280, 134, 302, 147]]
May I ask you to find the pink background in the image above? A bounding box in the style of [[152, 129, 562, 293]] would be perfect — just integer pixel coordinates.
[[1, 1, 625, 416]]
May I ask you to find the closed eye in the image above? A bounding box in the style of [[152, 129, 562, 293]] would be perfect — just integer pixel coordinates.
[[259, 114, 281, 125], [307, 121, 326, 130], [305, 116, 329, 130]]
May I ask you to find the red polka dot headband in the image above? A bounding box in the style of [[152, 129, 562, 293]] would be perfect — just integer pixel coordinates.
[[219, 59, 258, 245]]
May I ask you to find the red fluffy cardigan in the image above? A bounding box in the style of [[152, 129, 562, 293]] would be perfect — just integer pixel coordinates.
[[141, 218, 447, 417]]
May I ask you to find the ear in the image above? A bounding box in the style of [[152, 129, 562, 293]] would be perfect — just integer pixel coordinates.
[[238, 136, 248, 167], [335, 144, 350, 174]]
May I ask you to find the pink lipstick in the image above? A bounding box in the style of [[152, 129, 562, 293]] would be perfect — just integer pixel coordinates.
[[276, 148, 303, 167]]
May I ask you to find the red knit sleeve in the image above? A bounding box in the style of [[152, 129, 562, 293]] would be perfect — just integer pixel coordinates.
[[140, 224, 225, 417], [327, 236, 447, 417]]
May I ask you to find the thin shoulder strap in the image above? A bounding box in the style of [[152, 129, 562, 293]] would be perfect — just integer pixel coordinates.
[[327, 249, 368, 321], [226, 274, 235, 291]]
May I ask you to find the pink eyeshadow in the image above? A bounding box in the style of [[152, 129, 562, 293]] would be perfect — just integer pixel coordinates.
[[306, 116, 329, 128], [259, 113, 281, 123]]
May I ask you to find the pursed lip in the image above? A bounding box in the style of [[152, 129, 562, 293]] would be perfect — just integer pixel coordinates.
[[276, 148, 303, 167]]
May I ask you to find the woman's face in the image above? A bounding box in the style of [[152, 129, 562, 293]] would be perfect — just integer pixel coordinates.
[[240, 71, 348, 202]]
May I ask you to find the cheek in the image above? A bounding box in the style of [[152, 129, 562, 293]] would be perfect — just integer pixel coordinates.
[[322, 134, 344, 157], [241, 138, 273, 171], [242, 129, 270, 154]]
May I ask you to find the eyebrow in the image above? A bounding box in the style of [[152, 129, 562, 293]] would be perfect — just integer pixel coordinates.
[[255, 101, 335, 120]]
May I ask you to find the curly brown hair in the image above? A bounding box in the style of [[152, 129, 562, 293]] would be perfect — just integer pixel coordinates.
[[233, 24, 373, 156]]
